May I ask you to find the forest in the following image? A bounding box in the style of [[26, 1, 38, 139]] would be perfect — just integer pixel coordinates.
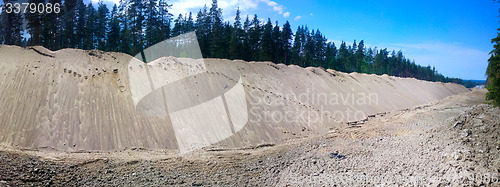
[[0, 0, 465, 84]]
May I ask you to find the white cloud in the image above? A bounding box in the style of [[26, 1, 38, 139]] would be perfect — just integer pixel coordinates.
[[170, 0, 212, 18], [310, 13, 313, 16], [260, 0, 283, 14], [273, 6, 283, 13], [169, 0, 287, 22], [283, 12, 290, 18], [266, 1, 277, 7], [294, 16, 301, 20]]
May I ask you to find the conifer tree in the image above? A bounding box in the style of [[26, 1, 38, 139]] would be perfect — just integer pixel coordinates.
[[74, 0, 86, 48], [2, 0, 24, 45], [229, 8, 242, 59], [281, 21, 293, 65], [96, 1, 109, 51], [107, 4, 120, 52], [486, 25, 500, 105], [62, 0, 77, 48]]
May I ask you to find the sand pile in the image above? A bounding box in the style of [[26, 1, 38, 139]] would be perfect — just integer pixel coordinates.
[[0, 45, 469, 152]]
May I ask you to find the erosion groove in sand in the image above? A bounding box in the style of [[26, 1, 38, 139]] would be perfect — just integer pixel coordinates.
[[0, 45, 469, 151]]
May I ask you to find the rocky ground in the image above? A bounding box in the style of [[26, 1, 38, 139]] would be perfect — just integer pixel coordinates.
[[0, 89, 498, 186]]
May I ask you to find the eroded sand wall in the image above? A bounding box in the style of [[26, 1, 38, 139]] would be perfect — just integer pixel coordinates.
[[0, 45, 469, 151]]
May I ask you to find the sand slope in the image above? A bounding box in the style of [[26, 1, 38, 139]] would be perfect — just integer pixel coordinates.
[[0, 45, 469, 152]]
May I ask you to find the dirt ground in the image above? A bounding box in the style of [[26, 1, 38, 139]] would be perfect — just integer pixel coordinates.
[[0, 88, 498, 186]]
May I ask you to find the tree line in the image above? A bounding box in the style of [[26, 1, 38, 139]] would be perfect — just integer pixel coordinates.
[[0, 0, 464, 84], [486, 5, 500, 105]]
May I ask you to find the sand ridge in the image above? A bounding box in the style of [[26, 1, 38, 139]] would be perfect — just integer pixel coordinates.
[[0, 45, 469, 152]]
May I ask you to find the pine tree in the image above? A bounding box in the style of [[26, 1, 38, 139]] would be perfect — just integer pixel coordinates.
[[75, 0, 86, 48], [144, 0, 158, 47], [209, 0, 223, 58], [272, 21, 281, 63], [248, 14, 261, 61], [373, 48, 388, 75], [2, 0, 24, 45], [172, 14, 183, 37], [25, 0, 45, 46], [158, 0, 171, 41], [62, 0, 77, 48], [185, 12, 194, 32], [337, 41, 348, 72], [312, 29, 326, 67], [280, 21, 293, 65], [304, 28, 314, 67], [325, 42, 337, 70], [486, 25, 500, 105], [107, 4, 120, 52], [129, 0, 145, 55], [219, 22, 231, 59], [196, 6, 211, 57], [229, 7, 242, 59], [0, 2, 3, 44], [261, 18, 273, 61], [118, 0, 132, 54], [355, 40, 365, 72], [96, 1, 109, 51], [291, 26, 303, 66], [39, 0, 63, 50], [83, 2, 97, 50], [240, 15, 251, 61]]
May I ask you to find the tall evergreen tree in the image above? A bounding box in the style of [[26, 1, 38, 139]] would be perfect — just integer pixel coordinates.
[[185, 12, 194, 32], [337, 41, 349, 72], [118, 0, 132, 54], [219, 22, 231, 59], [96, 1, 109, 51], [248, 14, 261, 61], [325, 42, 338, 70], [272, 21, 281, 63], [240, 15, 251, 61], [75, 0, 86, 48], [1, 0, 24, 45], [129, 0, 145, 55], [0, 2, 3, 44], [196, 5, 210, 57], [261, 18, 274, 61], [172, 14, 183, 37], [83, 2, 97, 50], [229, 7, 242, 59], [62, 0, 77, 48], [355, 40, 365, 72], [486, 23, 500, 105], [280, 21, 293, 65], [144, 0, 158, 47], [25, 0, 45, 46], [107, 4, 120, 52], [158, 0, 172, 41], [209, 0, 224, 58], [39, 0, 63, 49], [291, 26, 303, 66]]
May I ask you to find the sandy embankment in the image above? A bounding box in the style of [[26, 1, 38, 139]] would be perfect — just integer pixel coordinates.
[[0, 45, 468, 152]]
